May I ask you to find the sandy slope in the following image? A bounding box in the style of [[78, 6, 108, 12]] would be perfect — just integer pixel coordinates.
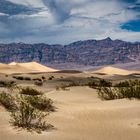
[[94, 66, 140, 75], [0, 87, 140, 140], [0, 63, 31, 74], [0, 62, 58, 74], [9, 62, 58, 72]]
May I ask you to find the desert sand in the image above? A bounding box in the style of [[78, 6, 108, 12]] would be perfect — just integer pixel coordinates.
[[94, 66, 140, 75], [0, 86, 140, 140], [9, 62, 58, 72], [0, 64, 140, 140], [0, 62, 57, 74]]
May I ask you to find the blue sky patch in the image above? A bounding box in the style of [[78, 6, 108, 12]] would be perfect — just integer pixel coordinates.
[[121, 20, 140, 32]]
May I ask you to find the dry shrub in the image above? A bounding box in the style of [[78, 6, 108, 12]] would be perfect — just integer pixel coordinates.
[[10, 95, 53, 133], [97, 80, 140, 100], [0, 92, 17, 112], [24, 95, 55, 112], [20, 87, 43, 96]]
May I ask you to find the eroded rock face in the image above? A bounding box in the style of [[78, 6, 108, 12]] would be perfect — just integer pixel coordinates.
[[0, 38, 140, 66]]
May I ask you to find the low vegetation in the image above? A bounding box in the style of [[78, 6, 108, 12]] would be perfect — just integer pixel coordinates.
[[34, 81, 43, 86], [56, 76, 100, 90], [56, 84, 70, 91], [0, 92, 17, 112], [10, 95, 53, 133], [97, 80, 140, 100], [20, 87, 43, 96], [13, 76, 31, 81], [0, 86, 54, 133], [48, 76, 55, 80], [33, 78, 42, 81], [24, 95, 55, 112]]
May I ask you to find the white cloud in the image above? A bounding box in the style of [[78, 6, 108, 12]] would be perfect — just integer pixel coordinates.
[[7, 0, 45, 8], [0, 0, 139, 43]]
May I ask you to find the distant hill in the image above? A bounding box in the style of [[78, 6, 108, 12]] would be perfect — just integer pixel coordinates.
[[0, 62, 57, 74], [93, 66, 140, 75], [0, 38, 140, 67]]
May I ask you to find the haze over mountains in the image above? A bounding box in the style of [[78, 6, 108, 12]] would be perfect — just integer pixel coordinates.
[[0, 38, 139, 68]]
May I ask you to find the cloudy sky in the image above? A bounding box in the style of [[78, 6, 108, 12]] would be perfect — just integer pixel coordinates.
[[0, 0, 139, 44]]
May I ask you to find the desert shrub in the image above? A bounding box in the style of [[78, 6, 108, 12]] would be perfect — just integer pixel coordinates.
[[41, 76, 46, 80], [99, 79, 112, 87], [60, 84, 70, 90], [48, 76, 54, 80], [13, 76, 31, 81], [24, 77, 31, 81], [97, 80, 140, 100], [14, 76, 24, 80], [34, 81, 43, 86], [114, 80, 130, 87], [56, 86, 60, 91], [116, 86, 140, 99], [0, 92, 17, 112], [56, 84, 70, 91], [20, 87, 43, 96], [33, 78, 42, 81], [0, 80, 15, 87], [97, 87, 118, 100], [0, 81, 17, 91], [10, 95, 53, 133], [88, 81, 97, 88], [24, 95, 55, 112]]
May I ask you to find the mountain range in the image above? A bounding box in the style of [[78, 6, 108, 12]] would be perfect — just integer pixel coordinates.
[[0, 37, 139, 67]]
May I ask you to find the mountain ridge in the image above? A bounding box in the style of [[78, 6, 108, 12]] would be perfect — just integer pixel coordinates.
[[0, 37, 140, 67]]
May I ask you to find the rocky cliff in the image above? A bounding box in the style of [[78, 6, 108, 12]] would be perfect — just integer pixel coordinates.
[[0, 38, 140, 66]]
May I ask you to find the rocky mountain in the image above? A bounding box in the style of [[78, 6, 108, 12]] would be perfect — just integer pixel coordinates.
[[0, 37, 140, 66]]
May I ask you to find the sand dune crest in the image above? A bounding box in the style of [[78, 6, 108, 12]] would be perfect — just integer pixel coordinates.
[[94, 66, 140, 75], [0, 62, 58, 74]]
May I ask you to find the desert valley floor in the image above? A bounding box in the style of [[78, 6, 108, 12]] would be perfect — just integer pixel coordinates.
[[0, 62, 140, 140]]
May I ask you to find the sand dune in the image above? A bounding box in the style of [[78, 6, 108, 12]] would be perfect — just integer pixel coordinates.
[[9, 62, 58, 73], [0, 62, 58, 74], [94, 66, 140, 75], [0, 63, 31, 74], [0, 87, 140, 140]]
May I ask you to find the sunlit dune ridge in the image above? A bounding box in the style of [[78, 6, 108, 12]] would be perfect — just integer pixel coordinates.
[[94, 66, 140, 75], [0, 62, 58, 74]]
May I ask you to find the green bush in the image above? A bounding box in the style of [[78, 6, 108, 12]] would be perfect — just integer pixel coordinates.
[[0, 92, 17, 112], [20, 87, 43, 96], [10, 95, 53, 133]]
